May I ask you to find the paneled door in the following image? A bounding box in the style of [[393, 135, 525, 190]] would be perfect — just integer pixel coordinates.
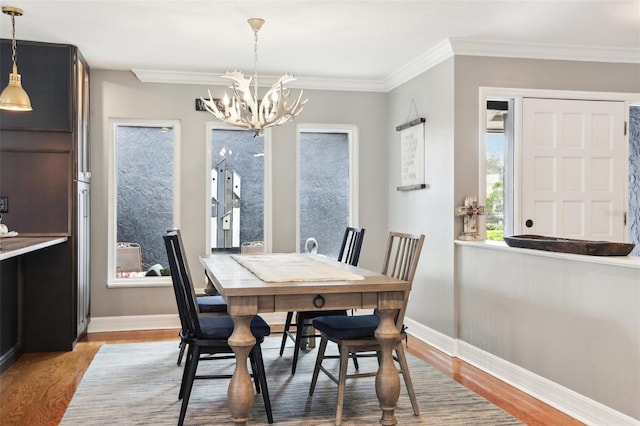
[[521, 98, 627, 241]]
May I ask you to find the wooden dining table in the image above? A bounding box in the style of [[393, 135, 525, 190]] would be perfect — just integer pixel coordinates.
[[200, 253, 412, 426]]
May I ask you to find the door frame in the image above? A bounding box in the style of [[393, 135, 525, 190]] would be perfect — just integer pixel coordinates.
[[478, 87, 640, 239]]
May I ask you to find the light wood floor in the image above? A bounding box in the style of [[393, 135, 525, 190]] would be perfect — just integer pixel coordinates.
[[0, 329, 583, 426]]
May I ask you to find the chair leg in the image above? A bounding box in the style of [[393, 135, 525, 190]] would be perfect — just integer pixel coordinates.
[[309, 334, 328, 395], [251, 345, 274, 424], [178, 344, 200, 426], [177, 340, 186, 366], [249, 351, 261, 394], [395, 343, 420, 416], [291, 314, 307, 375], [279, 311, 294, 356], [351, 352, 359, 370], [335, 343, 350, 426], [178, 343, 194, 399]]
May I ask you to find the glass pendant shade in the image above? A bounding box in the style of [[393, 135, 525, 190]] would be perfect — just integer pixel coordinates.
[[0, 64, 32, 111]]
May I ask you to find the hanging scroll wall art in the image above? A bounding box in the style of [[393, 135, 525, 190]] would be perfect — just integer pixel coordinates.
[[396, 117, 427, 191]]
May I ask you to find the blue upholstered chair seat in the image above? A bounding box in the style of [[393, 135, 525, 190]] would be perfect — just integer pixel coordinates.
[[313, 314, 380, 340], [197, 315, 271, 339], [197, 295, 228, 313]]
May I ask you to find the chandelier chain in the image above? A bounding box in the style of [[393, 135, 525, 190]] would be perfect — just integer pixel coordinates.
[[10, 14, 17, 66]]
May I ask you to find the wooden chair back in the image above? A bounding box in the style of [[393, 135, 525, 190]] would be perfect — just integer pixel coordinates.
[[163, 230, 203, 339], [337, 227, 366, 266], [378, 231, 425, 330]]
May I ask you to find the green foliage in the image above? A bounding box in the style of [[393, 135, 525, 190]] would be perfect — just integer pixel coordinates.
[[486, 229, 504, 241], [486, 154, 503, 174], [485, 152, 505, 241]]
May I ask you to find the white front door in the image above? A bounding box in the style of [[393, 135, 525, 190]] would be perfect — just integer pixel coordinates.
[[521, 98, 627, 241]]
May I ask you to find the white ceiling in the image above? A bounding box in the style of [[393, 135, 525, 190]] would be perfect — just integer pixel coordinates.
[[2, 0, 639, 88]]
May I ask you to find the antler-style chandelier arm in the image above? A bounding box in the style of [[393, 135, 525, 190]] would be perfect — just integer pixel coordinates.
[[200, 18, 307, 136]]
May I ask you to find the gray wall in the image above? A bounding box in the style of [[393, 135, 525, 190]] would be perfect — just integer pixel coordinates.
[[386, 55, 639, 419], [89, 70, 387, 317], [457, 244, 640, 420], [387, 56, 639, 338], [386, 58, 456, 337], [452, 57, 640, 421]]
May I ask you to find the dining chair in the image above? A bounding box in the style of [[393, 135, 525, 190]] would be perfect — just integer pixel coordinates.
[[173, 230, 228, 366], [309, 231, 425, 426], [164, 230, 273, 425], [279, 227, 365, 375]]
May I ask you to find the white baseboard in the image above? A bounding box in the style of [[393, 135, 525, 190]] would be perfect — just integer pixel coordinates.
[[88, 314, 181, 333], [457, 340, 639, 426], [404, 317, 639, 426], [88, 312, 287, 334], [403, 317, 457, 356]]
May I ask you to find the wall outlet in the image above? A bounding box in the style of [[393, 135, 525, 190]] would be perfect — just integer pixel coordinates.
[[0, 196, 8, 213]]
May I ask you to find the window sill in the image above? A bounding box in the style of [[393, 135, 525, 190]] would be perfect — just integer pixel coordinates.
[[455, 239, 640, 269], [107, 276, 172, 288]]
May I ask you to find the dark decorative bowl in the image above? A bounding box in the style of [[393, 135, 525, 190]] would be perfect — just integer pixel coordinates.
[[503, 235, 635, 256]]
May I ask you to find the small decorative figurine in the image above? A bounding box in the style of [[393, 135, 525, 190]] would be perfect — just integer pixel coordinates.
[[456, 196, 485, 240]]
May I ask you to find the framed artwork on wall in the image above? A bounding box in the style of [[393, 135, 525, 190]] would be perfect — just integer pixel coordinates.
[[396, 117, 426, 191]]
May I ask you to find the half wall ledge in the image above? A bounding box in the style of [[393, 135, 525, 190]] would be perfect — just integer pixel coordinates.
[[455, 240, 640, 269]]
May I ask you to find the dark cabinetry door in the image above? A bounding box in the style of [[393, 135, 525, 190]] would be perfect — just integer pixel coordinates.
[[0, 150, 71, 233], [0, 40, 72, 132], [0, 40, 90, 360]]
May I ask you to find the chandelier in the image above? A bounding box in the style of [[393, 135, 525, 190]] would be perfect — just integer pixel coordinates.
[[0, 6, 32, 111], [201, 18, 307, 136]]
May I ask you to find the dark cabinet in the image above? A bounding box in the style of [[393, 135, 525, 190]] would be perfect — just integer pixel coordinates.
[[0, 40, 72, 131], [0, 39, 90, 359]]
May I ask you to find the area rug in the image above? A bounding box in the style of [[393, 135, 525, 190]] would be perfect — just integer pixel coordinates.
[[60, 337, 522, 425]]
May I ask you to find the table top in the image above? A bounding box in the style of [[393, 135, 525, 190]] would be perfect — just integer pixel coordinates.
[[200, 253, 410, 298], [0, 236, 68, 261]]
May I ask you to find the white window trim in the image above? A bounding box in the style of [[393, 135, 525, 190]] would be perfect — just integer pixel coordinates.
[[478, 87, 640, 239], [295, 123, 360, 253], [107, 118, 181, 288], [204, 123, 273, 253]]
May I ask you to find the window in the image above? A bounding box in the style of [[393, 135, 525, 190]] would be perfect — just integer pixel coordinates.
[[484, 100, 514, 240], [297, 125, 359, 258], [208, 127, 264, 250], [206, 125, 272, 253], [108, 119, 180, 287]]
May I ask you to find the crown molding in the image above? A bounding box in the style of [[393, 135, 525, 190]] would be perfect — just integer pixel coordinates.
[[132, 39, 640, 93], [131, 69, 229, 86], [449, 38, 640, 64], [131, 69, 388, 92], [383, 39, 455, 91]]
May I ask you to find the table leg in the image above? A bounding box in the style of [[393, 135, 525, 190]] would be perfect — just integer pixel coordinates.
[[374, 309, 401, 426], [228, 314, 256, 426]]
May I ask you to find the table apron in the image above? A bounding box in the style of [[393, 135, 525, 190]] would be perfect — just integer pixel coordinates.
[[226, 291, 405, 315]]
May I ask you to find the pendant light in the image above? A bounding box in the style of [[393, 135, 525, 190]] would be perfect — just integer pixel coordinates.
[[0, 6, 32, 112]]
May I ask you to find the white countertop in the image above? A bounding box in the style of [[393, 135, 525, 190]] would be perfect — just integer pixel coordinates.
[[0, 236, 68, 261], [455, 239, 640, 269]]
